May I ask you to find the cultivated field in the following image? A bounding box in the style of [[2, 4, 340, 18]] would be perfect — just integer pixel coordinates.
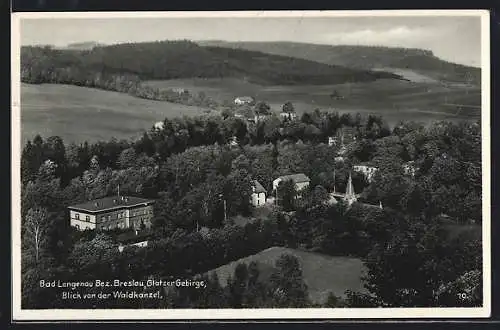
[[145, 77, 481, 125], [207, 246, 368, 304], [20, 83, 213, 144]]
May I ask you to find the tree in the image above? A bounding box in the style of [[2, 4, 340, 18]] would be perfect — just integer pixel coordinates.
[[282, 101, 295, 114], [117, 147, 137, 169], [23, 207, 50, 265], [311, 185, 329, 206], [254, 101, 271, 116], [277, 179, 297, 211], [270, 254, 309, 307]]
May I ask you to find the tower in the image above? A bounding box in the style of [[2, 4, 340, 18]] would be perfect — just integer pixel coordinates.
[[344, 172, 357, 206]]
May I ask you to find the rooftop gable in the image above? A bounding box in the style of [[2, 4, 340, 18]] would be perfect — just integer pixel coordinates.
[[253, 180, 267, 193]]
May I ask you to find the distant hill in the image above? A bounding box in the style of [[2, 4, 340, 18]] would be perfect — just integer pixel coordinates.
[[21, 40, 402, 86], [197, 41, 480, 85]]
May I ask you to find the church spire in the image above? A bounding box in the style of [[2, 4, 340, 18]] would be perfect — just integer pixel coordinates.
[[345, 172, 355, 198]]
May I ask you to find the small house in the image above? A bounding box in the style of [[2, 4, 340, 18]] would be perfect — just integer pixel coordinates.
[[234, 96, 255, 106], [272, 173, 311, 192], [280, 112, 298, 121], [353, 164, 378, 182], [251, 180, 267, 207]]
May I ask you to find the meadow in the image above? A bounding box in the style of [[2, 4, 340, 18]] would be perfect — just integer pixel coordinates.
[[207, 246, 368, 304], [145, 77, 481, 125], [21, 75, 481, 145], [20, 83, 213, 144]]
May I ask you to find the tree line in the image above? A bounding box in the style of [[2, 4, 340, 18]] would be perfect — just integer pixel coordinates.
[[20, 110, 482, 309]]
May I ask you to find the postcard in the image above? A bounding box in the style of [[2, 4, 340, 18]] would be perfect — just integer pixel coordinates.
[[11, 9, 491, 321]]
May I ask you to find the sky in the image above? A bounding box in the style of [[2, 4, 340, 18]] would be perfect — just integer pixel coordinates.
[[19, 14, 482, 67]]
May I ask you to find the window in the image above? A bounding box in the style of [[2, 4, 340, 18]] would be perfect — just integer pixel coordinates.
[[75, 224, 80, 230], [75, 213, 80, 220], [107, 215, 111, 221], [118, 213, 121, 219], [101, 216, 105, 222], [86, 215, 90, 222]]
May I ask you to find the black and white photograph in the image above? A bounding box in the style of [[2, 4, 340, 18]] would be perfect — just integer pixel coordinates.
[[11, 10, 490, 320]]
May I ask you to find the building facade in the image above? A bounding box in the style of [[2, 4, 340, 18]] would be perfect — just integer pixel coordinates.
[[251, 180, 267, 207], [68, 195, 155, 231], [353, 164, 378, 182], [234, 96, 255, 105]]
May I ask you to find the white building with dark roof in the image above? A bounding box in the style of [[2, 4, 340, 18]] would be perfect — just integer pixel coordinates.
[[234, 96, 255, 106], [251, 180, 267, 207], [68, 195, 155, 231]]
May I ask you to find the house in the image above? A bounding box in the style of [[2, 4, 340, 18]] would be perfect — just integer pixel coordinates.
[[229, 136, 239, 147], [253, 114, 270, 123], [117, 229, 152, 252], [234, 96, 255, 106], [154, 121, 165, 130], [172, 88, 186, 95], [251, 180, 267, 207], [68, 195, 155, 231], [328, 136, 339, 146], [353, 164, 378, 183], [280, 112, 298, 121], [272, 173, 311, 192]]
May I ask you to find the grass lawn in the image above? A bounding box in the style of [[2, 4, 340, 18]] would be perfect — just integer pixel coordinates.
[[20, 83, 213, 144], [207, 246, 367, 304]]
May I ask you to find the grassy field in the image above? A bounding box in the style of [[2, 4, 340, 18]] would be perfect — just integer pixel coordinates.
[[145, 77, 481, 126], [207, 246, 367, 304], [21, 76, 481, 145], [20, 83, 213, 144]]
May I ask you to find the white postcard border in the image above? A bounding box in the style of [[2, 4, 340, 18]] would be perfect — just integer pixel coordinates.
[[10, 9, 491, 321]]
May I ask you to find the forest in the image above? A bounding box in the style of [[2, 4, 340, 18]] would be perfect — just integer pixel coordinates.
[[20, 41, 403, 110], [20, 109, 482, 309]]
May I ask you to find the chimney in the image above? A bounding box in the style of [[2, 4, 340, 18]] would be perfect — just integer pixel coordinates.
[[125, 197, 129, 202], [135, 229, 138, 236], [94, 202, 99, 207], [121, 196, 125, 201], [113, 199, 117, 204]]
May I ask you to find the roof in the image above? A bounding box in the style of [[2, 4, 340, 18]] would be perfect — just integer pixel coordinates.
[[253, 180, 266, 193], [276, 173, 311, 183], [68, 195, 155, 213]]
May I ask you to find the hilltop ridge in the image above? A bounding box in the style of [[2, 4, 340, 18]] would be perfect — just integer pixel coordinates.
[[197, 41, 480, 85]]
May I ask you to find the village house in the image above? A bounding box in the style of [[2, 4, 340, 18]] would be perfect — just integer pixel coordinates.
[[272, 173, 311, 192], [68, 195, 155, 231], [154, 121, 165, 131], [234, 96, 255, 106], [172, 88, 187, 95], [280, 112, 298, 121], [353, 164, 378, 183], [251, 180, 267, 207]]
